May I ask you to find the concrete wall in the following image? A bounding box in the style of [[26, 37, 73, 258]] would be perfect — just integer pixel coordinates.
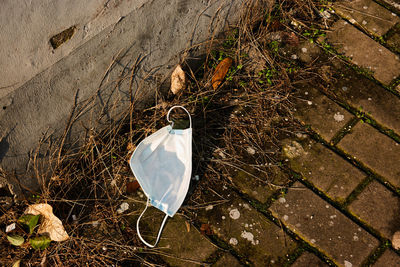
[[0, 0, 244, 195]]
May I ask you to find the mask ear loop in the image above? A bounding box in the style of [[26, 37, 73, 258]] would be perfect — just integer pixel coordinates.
[[167, 106, 192, 128], [136, 198, 169, 248]]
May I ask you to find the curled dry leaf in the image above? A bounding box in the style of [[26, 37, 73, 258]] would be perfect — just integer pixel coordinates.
[[212, 57, 233, 90], [126, 180, 140, 194], [185, 220, 190, 233], [200, 223, 212, 235], [170, 64, 187, 94], [25, 204, 69, 242]]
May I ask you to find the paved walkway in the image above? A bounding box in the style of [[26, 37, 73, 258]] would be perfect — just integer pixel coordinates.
[[131, 1, 400, 266]]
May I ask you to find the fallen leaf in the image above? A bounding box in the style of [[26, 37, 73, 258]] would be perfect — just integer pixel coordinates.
[[185, 221, 190, 232], [12, 260, 21, 267], [29, 236, 51, 250], [170, 65, 187, 94], [200, 223, 212, 235], [7, 235, 24, 246], [6, 223, 16, 233], [212, 58, 233, 90], [18, 214, 40, 234], [126, 180, 140, 194], [25, 204, 69, 242]]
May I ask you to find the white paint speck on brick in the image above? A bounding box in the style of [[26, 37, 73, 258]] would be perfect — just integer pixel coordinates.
[[334, 112, 345, 122], [229, 237, 238, 245], [241, 230, 257, 245], [229, 208, 240, 220]]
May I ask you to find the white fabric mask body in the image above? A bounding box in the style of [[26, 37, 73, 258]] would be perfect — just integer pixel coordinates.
[[129, 106, 192, 247], [130, 125, 192, 216]]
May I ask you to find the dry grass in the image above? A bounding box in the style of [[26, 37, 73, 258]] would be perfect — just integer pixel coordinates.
[[0, 0, 331, 265]]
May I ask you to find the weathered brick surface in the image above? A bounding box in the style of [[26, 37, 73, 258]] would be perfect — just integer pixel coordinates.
[[334, 0, 400, 36], [158, 216, 218, 266], [291, 252, 328, 267], [338, 122, 400, 187], [294, 86, 352, 141], [327, 20, 400, 85], [373, 249, 400, 267], [382, 0, 400, 12], [269, 182, 379, 267], [213, 253, 242, 266], [133, 202, 217, 266], [283, 139, 365, 202], [232, 165, 290, 203], [348, 180, 400, 239], [197, 191, 297, 267], [332, 69, 400, 135]]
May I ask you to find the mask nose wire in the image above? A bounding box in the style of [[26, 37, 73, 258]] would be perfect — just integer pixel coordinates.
[[166, 106, 192, 128], [136, 198, 169, 248]]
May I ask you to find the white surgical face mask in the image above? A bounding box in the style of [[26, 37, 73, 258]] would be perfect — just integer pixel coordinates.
[[129, 106, 192, 247]]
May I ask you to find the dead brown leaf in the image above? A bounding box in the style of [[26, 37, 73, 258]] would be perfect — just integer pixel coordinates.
[[24, 204, 69, 242], [212, 58, 233, 90], [126, 180, 140, 194], [185, 221, 190, 232], [200, 223, 212, 235], [170, 65, 187, 94]]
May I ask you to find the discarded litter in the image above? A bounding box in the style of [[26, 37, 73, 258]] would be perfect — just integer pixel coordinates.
[[130, 106, 192, 247], [117, 202, 129, 214]]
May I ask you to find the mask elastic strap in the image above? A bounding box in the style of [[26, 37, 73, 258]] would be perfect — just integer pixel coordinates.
[[136, 198, 169, 248], [167, 106, 192, 128]]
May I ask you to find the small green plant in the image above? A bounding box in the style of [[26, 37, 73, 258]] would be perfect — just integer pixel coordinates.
[[7, 214, 51, 250], [258, 68, 276, 85], [269, 40, 280, 53]]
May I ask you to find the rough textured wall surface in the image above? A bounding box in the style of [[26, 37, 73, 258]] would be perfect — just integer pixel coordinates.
[[0, 0, 244, 195]]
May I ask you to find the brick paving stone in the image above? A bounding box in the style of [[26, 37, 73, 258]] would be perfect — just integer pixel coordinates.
[[294, 86, 353, 141], [332, 68, 400, 135], [131, 201, 217, 266], [282, 139, 365, 202], [291, 252, 328, 267], [348, 180, 400, 239], [213, 253, 243, 266], [334, 0, 400, 36], [197, 191, 297, 267], [232, 165, 290, 203], [269, 182, 379, 267], [373, 249, 400, 267], [327, 20, 400, 85], [382, 0, 400, 13], [337, 122, 400, 187]]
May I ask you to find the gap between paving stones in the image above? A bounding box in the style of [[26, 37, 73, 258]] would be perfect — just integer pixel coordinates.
[[199, 178, 340, 266], [315, 28, 400, 93], [269, 182, 380, 267], [319, 90, 400, 144], [283, 167, 389, 242], [225, 171, 396, 266], [332, 6, 400, 54], [296, 121, 400, 199]]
